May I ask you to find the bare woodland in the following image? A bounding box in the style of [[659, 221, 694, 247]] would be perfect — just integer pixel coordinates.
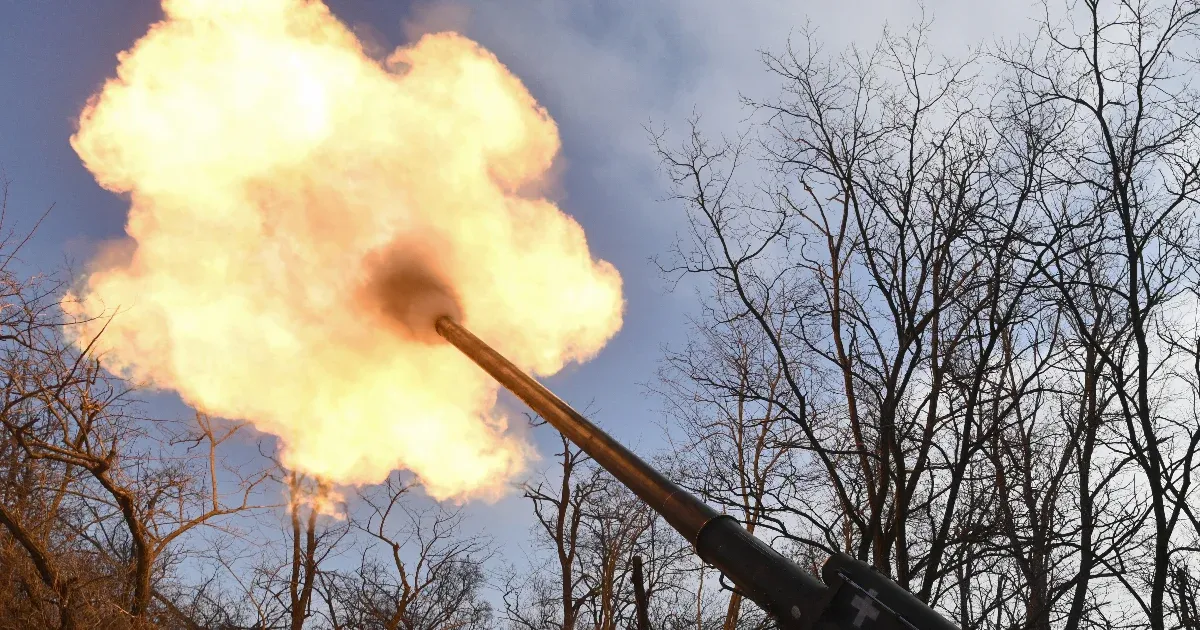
[[3, 1, 1200, 628]]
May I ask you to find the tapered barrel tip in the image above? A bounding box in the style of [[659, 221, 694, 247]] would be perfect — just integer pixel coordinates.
[[363, 249, 463, 345]]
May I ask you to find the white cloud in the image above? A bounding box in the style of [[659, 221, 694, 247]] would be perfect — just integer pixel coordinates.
[[434, 1, 1042, 235]]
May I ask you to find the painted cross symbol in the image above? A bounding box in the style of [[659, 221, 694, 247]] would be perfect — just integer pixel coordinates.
[[850, 589, 880, 627]]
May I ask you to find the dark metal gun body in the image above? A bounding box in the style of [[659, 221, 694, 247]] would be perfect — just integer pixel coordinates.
[[435, 316, 959, 630]]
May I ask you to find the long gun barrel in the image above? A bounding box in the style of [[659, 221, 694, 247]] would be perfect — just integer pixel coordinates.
[[436, 316, 960, 630]]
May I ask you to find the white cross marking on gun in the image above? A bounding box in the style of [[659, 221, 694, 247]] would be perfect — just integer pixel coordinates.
[[851, 589, 880, 627]]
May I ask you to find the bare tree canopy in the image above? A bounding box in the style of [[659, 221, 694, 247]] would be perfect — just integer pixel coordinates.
[[651, 1, 1200, 629]]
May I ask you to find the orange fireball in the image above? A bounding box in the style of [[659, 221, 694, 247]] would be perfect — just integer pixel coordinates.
[[62, 0, 624, 500]]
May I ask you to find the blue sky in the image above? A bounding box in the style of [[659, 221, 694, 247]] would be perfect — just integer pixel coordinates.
[[0, 0, 1037, 559]]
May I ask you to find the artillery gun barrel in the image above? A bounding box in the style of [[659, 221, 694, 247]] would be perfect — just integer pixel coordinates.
[[435, 315, 959, 630]]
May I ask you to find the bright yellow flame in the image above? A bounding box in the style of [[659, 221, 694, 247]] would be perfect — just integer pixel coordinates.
[[62, 0, 624, 500]]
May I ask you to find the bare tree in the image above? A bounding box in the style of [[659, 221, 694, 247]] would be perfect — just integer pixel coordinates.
[[195, 465, 348, 630], [505, 425, 694, 630], [652, 13, 1022, 598], [321, 474, 492, 630], [998, 2, 1200, 629], [653, 294, 815, 629], [651, 1, 1200, 629], [505, 431, 602, 630], [0, 179, 275, 629]]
